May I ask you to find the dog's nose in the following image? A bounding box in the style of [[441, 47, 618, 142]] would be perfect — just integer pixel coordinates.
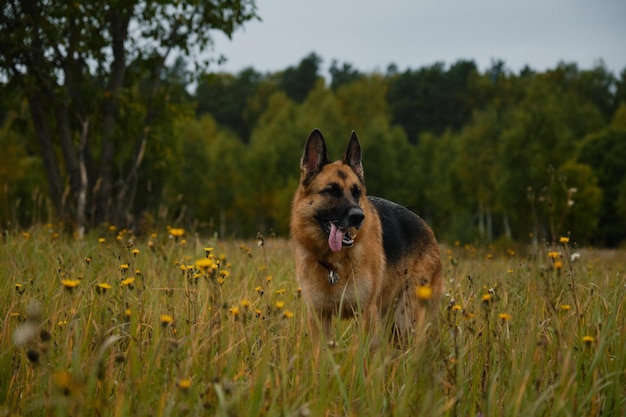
[[347, 207, 365, 228]]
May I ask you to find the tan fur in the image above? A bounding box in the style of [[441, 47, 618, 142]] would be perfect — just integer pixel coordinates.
[[291, 130, 443, 345]]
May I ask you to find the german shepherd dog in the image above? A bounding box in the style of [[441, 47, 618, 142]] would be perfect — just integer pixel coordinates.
[[291, 129, 443, 345]]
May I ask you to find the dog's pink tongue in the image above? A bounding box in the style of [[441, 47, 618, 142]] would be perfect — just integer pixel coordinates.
[[328, 223, 343, 252]]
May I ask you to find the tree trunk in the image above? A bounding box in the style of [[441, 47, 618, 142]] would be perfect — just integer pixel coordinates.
[[28, 95, 65, 219]]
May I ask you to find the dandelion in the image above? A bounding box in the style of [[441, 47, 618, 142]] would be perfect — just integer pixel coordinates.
[[124, 308, 132, 318], [554, 260, 563, 270], [85, 257, 91, 264], [240, 299, 251, 308], [160, 314, 174, 326], [486, 253, 493, 260], [274, 301, 285, 310], [255, 286, 264, 296], [169, 228, 185, 238], [131, 249, 140, 256], [96, 283, 112, 294], [275, 288, 286, 295], [498, 313, 512, 322], [582, 335, 595, 345], [229, 306, 240, 318], [559, 236, 570, 244], [283, 310, 294, 319], [204, 247, 214, 256], [416, 286, 433, 301], [219, 269, 230, 278], [548, 251, 560, 260], [560, 304, 572, 311], [120, 277, 135, 287], [255, 309, 263, 318], [177, 379, 192, 391], [195, 258, 215, 270], [217, 277, 225, 285], [120, 263, 129, 272], [481, 294, 491, 303], [98, 237, 106, 244], [61, 279, 81, 291], [452, 304, 463, 312], [507, 268, 514, 273], [266, 275, 273, 283]]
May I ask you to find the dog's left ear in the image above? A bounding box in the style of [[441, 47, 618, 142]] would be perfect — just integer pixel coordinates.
[[343, 131, 364, 182]]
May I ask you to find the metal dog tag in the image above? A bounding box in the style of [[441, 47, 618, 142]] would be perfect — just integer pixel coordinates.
[[328, 269, 339, 285]]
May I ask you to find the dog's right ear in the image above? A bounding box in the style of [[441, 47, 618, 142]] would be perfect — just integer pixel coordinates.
[[300, 129, 329, 184]]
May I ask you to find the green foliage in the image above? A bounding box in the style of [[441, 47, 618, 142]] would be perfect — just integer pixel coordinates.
[[578, 127, 626, 246], [2, 228, 625, 416]]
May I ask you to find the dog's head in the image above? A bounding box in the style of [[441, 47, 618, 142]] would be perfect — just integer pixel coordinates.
[[297, 129, 366, 253]]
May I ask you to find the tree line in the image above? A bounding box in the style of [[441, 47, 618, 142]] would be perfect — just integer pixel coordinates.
[[1, 2, 625, 246]]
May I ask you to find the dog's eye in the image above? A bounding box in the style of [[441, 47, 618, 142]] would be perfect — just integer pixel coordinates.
[[320, 184, 341, 197], [351, 185, 361, 200]]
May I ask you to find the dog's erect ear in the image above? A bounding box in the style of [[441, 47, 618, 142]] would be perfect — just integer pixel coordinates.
[[300, 129, 329, 183], [343, 131, 364, 182]]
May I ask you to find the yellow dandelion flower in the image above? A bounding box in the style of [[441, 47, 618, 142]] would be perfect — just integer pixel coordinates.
[[204, 247, 214, 255], [548, 251, 560, 260], [169, 228, 185, 238], [217, 277, 225, 285], [229, 306, 240, 317], [160, 314, 174, 326], [582, 335, 595, 345], [124, 308, 132, 317], [416, 286, 433, 301], [120, 263, 129, 271], [177, 379, 192, 390], [120, 277, 135, 287], [180, 239, 187, 246], [266, 275, 273, 283], [507, 268, 514, 273], [283, 310, 294, 319], [219, 269, 230, 278], [452, 304, 463, 312], [98, 237, 106, 243], [255, 309, 263, 318], [96, 283, 112, 294], [61, 279, 81, 290], [108, 225, 117, 232], [85, 257, 91, 264], [554, 260, 563, 270], [195, 258, 214, 269], [498, 313, 512, 322], [486, 253, 493, 260], [240, 299, 251, 308], [275, 288, 286, 295], [274, 301, 285, 309], [560, 304, 572, 311], [255, 286, 264, 296], [135, 269, 141, 275], [559, 236, 569, 244], [132, 249, 140, 256]]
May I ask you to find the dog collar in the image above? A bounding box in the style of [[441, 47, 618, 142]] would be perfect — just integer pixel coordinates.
[[318, 260, 339, 285]]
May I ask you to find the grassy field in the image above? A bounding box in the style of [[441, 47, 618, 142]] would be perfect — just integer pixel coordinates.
[[1, 225, 624, 416]]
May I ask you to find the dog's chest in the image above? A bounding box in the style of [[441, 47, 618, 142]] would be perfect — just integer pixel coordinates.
[[304, 262, 375, 314]]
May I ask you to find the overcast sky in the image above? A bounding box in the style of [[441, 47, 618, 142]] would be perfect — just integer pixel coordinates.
[[210, 0, 626, 77]]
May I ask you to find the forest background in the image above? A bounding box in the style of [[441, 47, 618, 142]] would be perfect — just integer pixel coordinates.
[[1, 1, 626, 247]]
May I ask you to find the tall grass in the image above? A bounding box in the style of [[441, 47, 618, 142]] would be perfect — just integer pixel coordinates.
[[1, 226, 624, 416]]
